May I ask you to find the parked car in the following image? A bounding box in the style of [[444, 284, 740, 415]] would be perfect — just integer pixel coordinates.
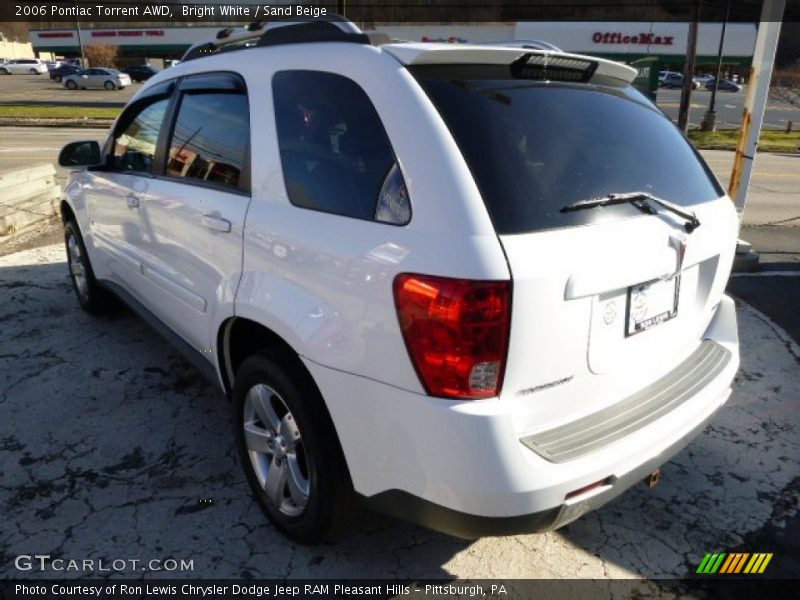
[[658, 70, 679, 85], [661, 72, 699, 89], [121, 64, 161, 82], [49, 64, 83, 83], [0, 58, 48, 75], [63, 68, 132, 90], [706, 78, 742, 92], [693, 73, 714, 86], [58, 18, 740, 543]]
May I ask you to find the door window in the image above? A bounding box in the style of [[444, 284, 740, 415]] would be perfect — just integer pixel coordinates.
[[165, 92, 249, 190]]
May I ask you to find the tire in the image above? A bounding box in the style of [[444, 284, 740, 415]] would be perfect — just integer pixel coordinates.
[[0, 68, 9, 75], [54, 75, 62, 83], [104, 81, 115, 90], [66, 80, 77, 90], [233, 352, 358, 544], [64, 220, 114, 315], [29, 68, 37, 75]]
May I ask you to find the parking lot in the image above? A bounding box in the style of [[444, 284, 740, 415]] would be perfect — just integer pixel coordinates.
[[0, 73, 141, 106], [656, 87, 800, 130]]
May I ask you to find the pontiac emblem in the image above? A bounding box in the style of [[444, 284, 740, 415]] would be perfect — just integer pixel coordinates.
[[603, 300, 618, 325]]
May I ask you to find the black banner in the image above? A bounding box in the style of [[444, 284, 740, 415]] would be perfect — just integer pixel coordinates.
[[1, 1, 798, 24], [1, 579, 798, 600]]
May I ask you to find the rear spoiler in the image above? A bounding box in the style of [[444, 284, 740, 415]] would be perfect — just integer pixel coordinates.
[[382, 44, 637, 85]]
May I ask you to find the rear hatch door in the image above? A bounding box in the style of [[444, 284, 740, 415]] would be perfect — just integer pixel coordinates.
[[412, 66, 738, 429]]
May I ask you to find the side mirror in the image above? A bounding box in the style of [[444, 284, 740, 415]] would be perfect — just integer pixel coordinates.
[[59, 140, 102, 167]]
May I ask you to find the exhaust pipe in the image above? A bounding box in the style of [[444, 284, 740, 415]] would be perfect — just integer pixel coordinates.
[[644, 468, 661, 489]]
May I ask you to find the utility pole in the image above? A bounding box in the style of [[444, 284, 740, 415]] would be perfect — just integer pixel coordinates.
[[75, 2, 86, 67], [700, 0, 731, 132], [677, 2, 700, 134], [729, 0, 785, 213]]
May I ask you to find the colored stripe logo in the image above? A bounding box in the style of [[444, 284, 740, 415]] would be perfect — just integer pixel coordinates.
[[697, 552, 773, 574]]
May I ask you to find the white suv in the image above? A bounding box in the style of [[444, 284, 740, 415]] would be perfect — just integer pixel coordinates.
[[59, 18, 740, 543], [0, 58, 48, 75]]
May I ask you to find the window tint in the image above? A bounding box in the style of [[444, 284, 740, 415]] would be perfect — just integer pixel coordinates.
[[112, 98, 169, 173], [166, 92, 249, 190], [273, 70, 408, 224], [413, 66, 722, 234]]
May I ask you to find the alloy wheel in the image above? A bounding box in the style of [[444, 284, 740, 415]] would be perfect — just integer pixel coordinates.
[[66, 232, 90, 303], [243, 383, 310, 517]]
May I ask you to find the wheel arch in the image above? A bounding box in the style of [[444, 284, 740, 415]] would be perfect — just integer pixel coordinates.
[[60, 199, 76, 224], [218, 317, 310, 398], [218, 316, 353, 479]]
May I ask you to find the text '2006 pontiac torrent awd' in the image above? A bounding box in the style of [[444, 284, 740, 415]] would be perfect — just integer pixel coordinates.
[[58, 17, 740, 543]]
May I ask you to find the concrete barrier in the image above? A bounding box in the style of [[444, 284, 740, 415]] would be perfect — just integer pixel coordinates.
[[0, 163, 61, 237]]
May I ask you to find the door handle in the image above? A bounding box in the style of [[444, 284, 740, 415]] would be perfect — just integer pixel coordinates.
[[202, 213, 232, 233], [126, 194, 140, 209]]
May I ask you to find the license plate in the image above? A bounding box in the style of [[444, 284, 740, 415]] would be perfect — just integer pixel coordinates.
[[626, 276, 680, 336]]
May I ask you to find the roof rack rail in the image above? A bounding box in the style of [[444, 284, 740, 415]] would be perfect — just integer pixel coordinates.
[[181, 14, 369, 62]]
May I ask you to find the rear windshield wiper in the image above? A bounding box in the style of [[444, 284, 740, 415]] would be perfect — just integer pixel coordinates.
[[560, 191, 701, 233]]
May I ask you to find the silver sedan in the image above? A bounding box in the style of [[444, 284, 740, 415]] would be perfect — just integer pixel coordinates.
[[63, 68, 132, 90]]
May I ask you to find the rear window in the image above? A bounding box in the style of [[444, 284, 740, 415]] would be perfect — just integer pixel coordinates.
[[412, 65, 723, 234]]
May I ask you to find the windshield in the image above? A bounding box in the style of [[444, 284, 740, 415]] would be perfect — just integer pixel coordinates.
[[412, 66, 723, 234]]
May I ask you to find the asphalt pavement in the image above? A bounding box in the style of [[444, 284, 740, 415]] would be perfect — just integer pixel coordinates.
[[0, 244, 798, 583], [0, 74, 139, 107], [656, 87, 800, 130]]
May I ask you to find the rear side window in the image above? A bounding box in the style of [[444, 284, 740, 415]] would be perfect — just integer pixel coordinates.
[[413, 66, 722, 234], [272, 70, 409, 225], [166, 92, 249, 190]]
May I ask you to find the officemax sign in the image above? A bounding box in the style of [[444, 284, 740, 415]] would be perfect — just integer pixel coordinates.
[[592, 32, 675, 45]]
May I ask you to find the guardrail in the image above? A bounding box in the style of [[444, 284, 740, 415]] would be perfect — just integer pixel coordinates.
[[0, 164, 61, 237]]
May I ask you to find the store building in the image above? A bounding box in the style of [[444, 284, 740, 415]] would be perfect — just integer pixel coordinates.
[[30, 21, 756, 71]]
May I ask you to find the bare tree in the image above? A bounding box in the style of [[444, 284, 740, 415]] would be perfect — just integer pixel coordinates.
[[84, 44, 119, 68]]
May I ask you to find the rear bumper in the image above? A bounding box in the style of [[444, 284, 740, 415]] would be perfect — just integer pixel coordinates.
[[305, 295, 739, 537], [360, 395, 723, 538]]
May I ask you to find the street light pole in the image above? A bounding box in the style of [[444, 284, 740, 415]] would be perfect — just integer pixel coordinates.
[[700, 0, 731, 131], [75, 15, 86, 66], [729, 0, 785, 212], [677, 2, 700, 134]]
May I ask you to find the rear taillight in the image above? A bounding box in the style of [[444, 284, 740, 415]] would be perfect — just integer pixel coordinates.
[[393, 274, 511, 399]]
